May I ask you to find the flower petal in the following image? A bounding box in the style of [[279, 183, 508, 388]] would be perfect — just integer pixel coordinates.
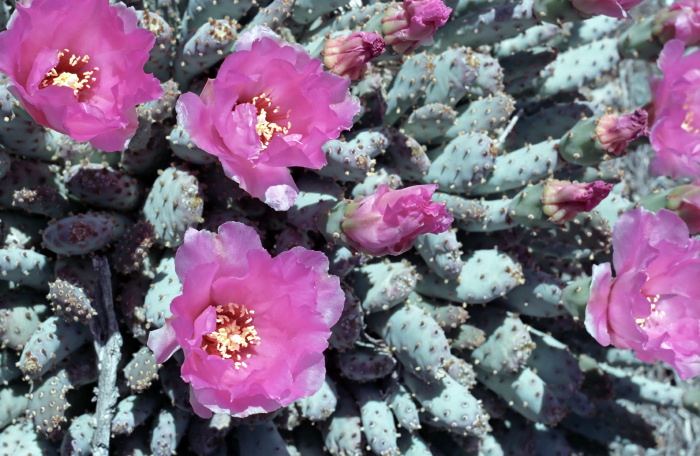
[[147, 318, 180, 364]]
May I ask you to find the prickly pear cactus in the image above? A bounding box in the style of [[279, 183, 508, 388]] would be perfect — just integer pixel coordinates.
[[0, 0, 695, 454]]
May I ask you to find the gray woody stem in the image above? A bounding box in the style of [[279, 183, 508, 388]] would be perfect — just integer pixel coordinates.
[[90, 256, 123, 456]]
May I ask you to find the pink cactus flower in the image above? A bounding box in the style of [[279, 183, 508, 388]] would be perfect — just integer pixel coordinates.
[[653, 0, 700, 46], [323, 32, 386, 81], [595, 109, 649, 156], [176, 26, 360, 211], [649, 40, 700, 179], [585, 208, 700, 379], [147, 222, 344, 418], [381, 0, 452, 54], [340, 184, 453, 256], [667, 183, 700, 235], [541, 180, 613, 223], [569, 0, 644, 19], [0, 0, 162, 152]]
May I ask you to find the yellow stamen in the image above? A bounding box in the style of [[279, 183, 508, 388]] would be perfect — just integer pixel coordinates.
[[202, 303, 260, 370], [636, 295, 664, 328], [40, 49, 98, 99], [681, 110, 699, 134], [249, 92, 291, 149]]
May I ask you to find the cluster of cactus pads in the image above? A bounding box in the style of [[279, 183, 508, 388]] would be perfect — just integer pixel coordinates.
[[0, 0, 697, 455]]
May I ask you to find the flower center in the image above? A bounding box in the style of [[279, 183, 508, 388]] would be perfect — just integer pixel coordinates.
[[202, 302, 260, 369], [635, 294, 664, 329], [681, 111, 699, 135], [40, 49, 99, 100], [250, 92, 291, 149], [681, 95, 700, 135]]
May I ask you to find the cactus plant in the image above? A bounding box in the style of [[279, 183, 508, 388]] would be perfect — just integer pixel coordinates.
[[0, 0, 693, 454]]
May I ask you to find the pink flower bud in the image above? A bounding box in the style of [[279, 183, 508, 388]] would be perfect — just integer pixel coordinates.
[[323, 32, 386, 80], [541, 180, 613, 223], [595, 109, 649, 156], [653, 0, 700, 46], [667, 183, 700, 235], [340, 184, 453, 256], [381, 0, 452, 54]]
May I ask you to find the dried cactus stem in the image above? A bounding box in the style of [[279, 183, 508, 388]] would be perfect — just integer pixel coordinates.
[[90, 257, 122, 456]]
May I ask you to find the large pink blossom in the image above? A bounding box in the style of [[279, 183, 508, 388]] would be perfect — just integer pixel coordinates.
[[340, 184, 453, 256], [0, 0, 162, 152], [381, 0, 452, 54], [569, 0, 644, 18], [176, 26, 359, 211], [147, 222, 344, 418], [654, 0, 700, 46], [585, 208, 700, 379], [649, 40, 700, 179]]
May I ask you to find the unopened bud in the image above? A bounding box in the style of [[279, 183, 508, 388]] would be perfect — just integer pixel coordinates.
[[381, 0, 452, 54], [323, 32, 386, 80], [340, 184, 453, 256], [595, 109, 649, 156], [542, 180, 612, 223]]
